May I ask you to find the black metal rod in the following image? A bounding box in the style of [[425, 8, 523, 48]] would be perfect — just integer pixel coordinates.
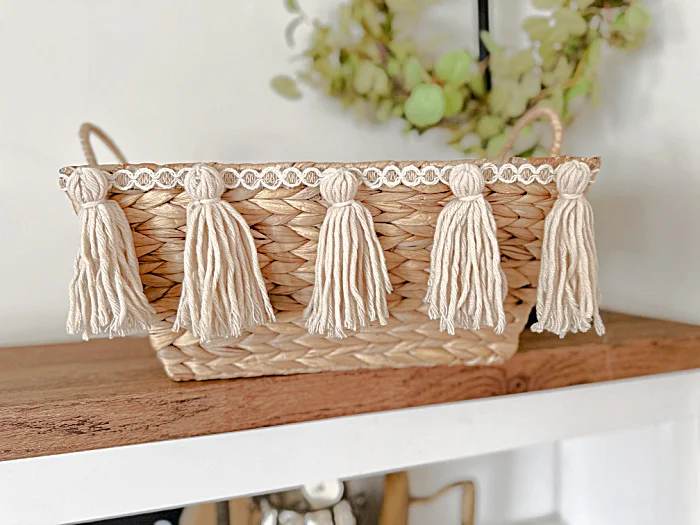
[[477, 0, 492, 91]]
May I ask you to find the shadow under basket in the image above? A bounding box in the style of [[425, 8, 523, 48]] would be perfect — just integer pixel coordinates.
[[60, 110, 602, 381]]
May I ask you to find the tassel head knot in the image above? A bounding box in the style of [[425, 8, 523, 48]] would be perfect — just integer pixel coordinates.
[[185, 164, 225, 201], [448, 164, 485, 198], [67, 167, 110, 207], [320, 168, 360, 204], [555, 160, 591, 196]]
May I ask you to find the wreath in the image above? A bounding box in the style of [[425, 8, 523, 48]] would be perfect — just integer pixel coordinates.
[[272, 0, 651, 157]]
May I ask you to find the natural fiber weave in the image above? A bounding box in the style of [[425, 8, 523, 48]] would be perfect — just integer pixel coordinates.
[[63, 156, 599, 381]]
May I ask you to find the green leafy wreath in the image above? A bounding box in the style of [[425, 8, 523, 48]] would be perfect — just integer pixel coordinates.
[[272, 0, 651, 157]]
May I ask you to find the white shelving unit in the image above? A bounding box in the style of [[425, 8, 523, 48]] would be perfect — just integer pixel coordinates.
[[2, 371, 698, 525]]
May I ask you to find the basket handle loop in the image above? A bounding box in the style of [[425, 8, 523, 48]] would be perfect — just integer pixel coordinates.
[[79, 123, 128, 167], [497, 106, 564, 160]]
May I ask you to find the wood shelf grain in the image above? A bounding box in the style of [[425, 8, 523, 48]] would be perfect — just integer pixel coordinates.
[[2, 311, 700, 461]]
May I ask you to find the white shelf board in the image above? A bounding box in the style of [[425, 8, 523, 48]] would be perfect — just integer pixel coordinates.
[[1, 371, 699, 525]]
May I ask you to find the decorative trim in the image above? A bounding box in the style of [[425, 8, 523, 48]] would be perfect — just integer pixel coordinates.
[[59, 162, 596, 192]]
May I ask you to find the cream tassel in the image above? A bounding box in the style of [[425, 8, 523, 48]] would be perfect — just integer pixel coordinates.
[[66, 167, 154, 340], [532, 160, 605, 337], [174, 164, 274, 342], [424, 163, 507, 335], [304, 168, 392, 339]]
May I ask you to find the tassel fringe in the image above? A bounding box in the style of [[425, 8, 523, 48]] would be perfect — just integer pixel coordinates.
[[424, 164, 507, 334], [304, 168, 392, 339], [66, 167, 154, 340], [532, 160, 605, 337], [174, 164, 274, 342]]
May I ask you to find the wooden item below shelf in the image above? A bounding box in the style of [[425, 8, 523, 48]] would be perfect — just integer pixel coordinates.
[[1, 311, 700, 461]]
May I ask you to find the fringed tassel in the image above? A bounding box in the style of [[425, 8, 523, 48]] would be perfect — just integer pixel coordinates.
[[174, 164, 274, 342], [532, 160, 605, 337], [424, 164, 507, 335], [304, 168, 392, 339], [66, 167, 154, 340]]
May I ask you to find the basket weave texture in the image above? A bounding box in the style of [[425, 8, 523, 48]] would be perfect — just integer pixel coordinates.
[[64, 156, 599, 381]]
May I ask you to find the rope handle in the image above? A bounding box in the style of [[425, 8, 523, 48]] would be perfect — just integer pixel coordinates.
[[498, 106, 564, 160], [79, 123, 128, 167]]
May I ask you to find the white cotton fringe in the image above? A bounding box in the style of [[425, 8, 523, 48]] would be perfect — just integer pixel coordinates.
[[532, 160, 605, 337], [174, 164, 274, 342], [66, 167, 154, 340], [424, 164, 507, 335], [304, 168, 392, 339]]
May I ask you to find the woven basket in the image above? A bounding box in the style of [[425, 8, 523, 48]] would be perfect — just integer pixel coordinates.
[[60, 108, 600, 381]]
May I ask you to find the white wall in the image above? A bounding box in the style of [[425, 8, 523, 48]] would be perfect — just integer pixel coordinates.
[[4, 0, 692, 345]]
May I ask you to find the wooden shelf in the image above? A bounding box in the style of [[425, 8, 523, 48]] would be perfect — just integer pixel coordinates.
[[2, 310, 700, 462]]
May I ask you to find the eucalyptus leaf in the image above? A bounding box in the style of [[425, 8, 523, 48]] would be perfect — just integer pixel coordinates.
[[520, 70, 542, 98], [391, 103, 405, 117], [271, 75, 302, 100], [523, 17, 551, 41], [362, 2, 382, 37], [435, 50, 475, 85], [489, 51, 514, 79], [354, 61, 376, 94], [554, 8, 587, 36], [480, 31, 502, 54], [376, 99, 393, 122], [625, 5, 652, 29], [486, 131, 509, 158], [476, 115, 504, 140], [467, 73, 486, 97], [544, 24, 569, 44], [511, 49, 537, 76], [489, 83, 513, 114], [585, 38, 601, 75], [443, 84, 465, 116], [505, 87, 529, 117], [403, 57, 427, 89], [387, 58, 401, 77], [372, 68, 391, 96], [564, 77, 591, 104], [533, 0, 563, 9], [405, 83, 446, 127]]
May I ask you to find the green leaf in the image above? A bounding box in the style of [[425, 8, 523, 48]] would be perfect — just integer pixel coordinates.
[[362, 2, 382, 37], [489, 51, 513, 79], [284, 0, 298, 12], [354, 61, 376, 94], [271, 75, 302, 100], [625, 5, 652, 29], [511, 49, 537, 76], [435, 50, 475, 85], [372, 68, 390, 96], [467, 73, 486, 97], [520, 70, 542, 98], [585, 38, 601, 75], [523, 17, 551, 41], [564, 77, 592, 104], [443, 84, 465, 116], [554, 8, 587, 36], [505, 87, 529, 118], [391, 104, 404, 117], [542, 56, 572, 86], [489, 83, 513, 114], [476, 115, 504, 140], [479, 31, 502, 54], [544, 24, 570, 44], [533, 0, 563, 9], [403, 57, 427, 89], [404, 83, 446, 127], [376, 99, 393, 122], [387, 58, 401, 77], [486, 132, 509, 158]]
